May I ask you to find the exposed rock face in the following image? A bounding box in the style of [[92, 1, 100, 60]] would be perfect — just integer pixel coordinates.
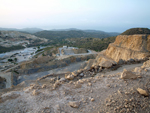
[[88, 34, 150, 69], [17, 54, 97, 75], [105, 35, 150, 62]]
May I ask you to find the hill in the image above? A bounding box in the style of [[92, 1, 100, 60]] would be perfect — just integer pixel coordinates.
[[121, 28, 150, 35], [0, 31, 48, 53], [34, 30, 119, 40], [64, 37, 116, 51], [0, 27, 43, 34]]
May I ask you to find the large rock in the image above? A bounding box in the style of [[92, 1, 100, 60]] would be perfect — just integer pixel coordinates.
[[91, 50, 116, 67], [137, 88, 149, 97], [99, 60, 113, 68], [84, 59, 95, 70], [121, 69, 138, 79]]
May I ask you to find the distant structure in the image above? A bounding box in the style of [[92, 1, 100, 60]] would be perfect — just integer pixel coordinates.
[[63, 46, 68, 49]]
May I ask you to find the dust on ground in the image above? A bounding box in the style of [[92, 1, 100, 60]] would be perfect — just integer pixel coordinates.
[[0, 61, 150, 113]]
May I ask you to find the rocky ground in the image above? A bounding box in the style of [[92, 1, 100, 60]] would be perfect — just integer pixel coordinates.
[[0, 59, 150, 113], [1, 32, 150, 113]]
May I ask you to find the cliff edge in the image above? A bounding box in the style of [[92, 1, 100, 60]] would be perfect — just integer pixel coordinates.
[[105, 34, 150, 62]]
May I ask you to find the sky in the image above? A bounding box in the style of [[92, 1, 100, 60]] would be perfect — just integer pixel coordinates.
[[0, 0, 150, 32]]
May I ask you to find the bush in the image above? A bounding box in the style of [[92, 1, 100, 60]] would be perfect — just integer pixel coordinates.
[[8, 59, 13, 62]]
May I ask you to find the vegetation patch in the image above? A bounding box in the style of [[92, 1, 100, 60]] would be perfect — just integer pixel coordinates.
[[0, 45, 25, 53], [121, 28, 150, 35]]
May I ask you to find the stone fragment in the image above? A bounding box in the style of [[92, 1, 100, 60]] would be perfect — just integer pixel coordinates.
[[59, 78, 66, 82], [42, 84, 47, 88], [53, 80, 61, 89], [91, 98, 95, 102], [79, 73, 84, 77], [65, 74, 74, 80], [137, 88, 149, 96], [88, 82, 92, 86], [71, 71, 78, 77], [68, 101, 80, 108], [32, 90, 39, 96]]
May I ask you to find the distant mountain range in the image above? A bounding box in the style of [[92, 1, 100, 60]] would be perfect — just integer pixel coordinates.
[[0, 27, 43, 34], [0, 27, 120, 35], [49, 28, 119, 36], [0, 27, 120, 39]]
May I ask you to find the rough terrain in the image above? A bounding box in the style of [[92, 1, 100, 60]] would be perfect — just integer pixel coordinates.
[[0, 31, 150, 112], [0, 59, 150, 113]]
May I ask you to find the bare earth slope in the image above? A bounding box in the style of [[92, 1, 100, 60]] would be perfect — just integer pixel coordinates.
[[0, 59, 150, 113]]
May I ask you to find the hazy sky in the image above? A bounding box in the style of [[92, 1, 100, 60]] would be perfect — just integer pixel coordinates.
[[0, 0, 150, 32]]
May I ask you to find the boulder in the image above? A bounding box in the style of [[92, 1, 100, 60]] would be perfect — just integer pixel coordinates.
[[137, 88, 149, 96], [99, 61, 113, 68], [121, 69, 138, 79], [84, 59, 95, 70]]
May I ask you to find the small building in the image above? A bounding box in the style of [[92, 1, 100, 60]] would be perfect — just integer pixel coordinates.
[[63, 46, 68, 49]]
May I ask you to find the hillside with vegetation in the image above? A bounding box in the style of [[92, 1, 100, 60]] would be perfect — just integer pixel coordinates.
[[37, 36, 116, 52], [0, 29, 118, 53], [34, 29, 118, 52], [63, 37, 116, 51], [0, 31, 48, 53], [34, 30, 119, 40], [0, 27, 43, 34], [0, 45, 25, 53], [121, 28, 150, 35]]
